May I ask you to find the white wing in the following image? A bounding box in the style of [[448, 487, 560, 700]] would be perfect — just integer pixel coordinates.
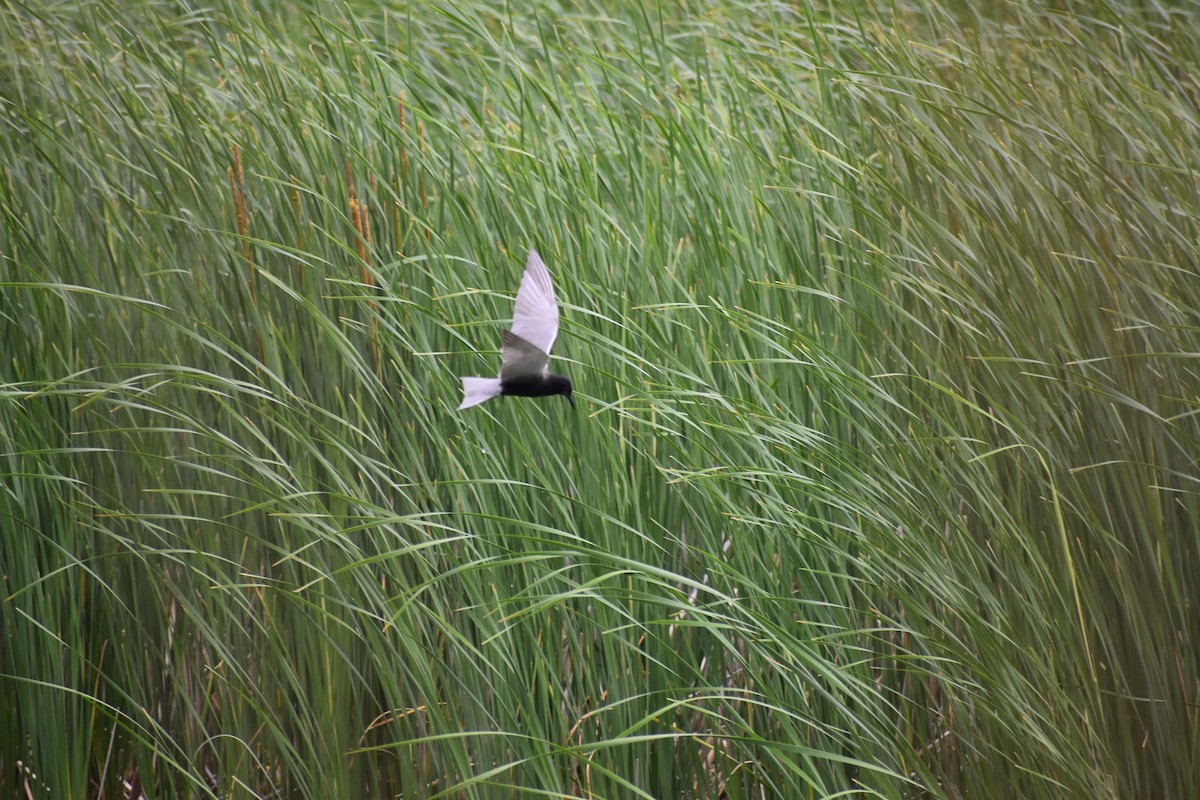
[[499, 329, 549, 380], [509, 248, 560, 357]]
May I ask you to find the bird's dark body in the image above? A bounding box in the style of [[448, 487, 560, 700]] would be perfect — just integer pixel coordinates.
[[501, 373, 573, 401]]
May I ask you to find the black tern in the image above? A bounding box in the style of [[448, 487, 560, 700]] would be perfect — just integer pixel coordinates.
[[458, 248, 574, 410]]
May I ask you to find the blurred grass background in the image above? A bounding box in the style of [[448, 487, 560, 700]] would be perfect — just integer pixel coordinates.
[[2, 0, 1197, 797]]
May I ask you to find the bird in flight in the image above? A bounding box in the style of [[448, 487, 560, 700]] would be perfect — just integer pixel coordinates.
[[458, 248, 574, 410]]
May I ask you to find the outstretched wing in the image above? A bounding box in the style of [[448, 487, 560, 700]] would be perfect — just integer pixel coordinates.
[[509, 248, 560, 357], [499, 329, 549, 380]]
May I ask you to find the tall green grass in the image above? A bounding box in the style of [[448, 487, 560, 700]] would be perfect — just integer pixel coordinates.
[[2, 0, 1197, 797]]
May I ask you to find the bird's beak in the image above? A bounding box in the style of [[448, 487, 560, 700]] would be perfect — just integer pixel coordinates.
[[566, 394, 575, 408]]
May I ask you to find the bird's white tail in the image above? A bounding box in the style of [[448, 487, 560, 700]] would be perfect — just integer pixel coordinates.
[[458, 377, 503, 410]]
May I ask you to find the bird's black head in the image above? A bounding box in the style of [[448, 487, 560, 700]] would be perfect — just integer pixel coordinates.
[[546, 373, 574, 408]]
